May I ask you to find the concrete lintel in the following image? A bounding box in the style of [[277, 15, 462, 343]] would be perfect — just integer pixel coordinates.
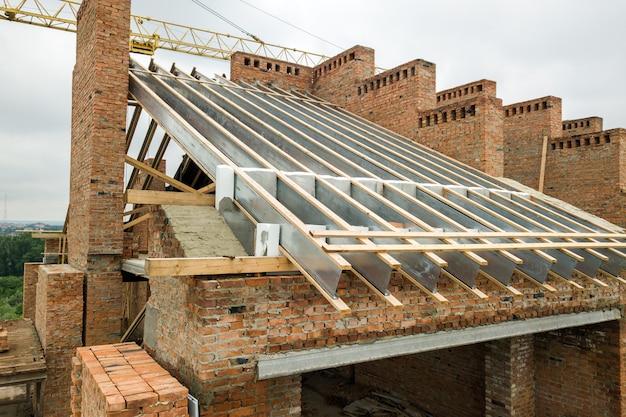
[[257, 308, 622, 380]]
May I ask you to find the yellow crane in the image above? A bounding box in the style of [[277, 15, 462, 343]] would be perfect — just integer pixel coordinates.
[[0, 0, 330, 66]]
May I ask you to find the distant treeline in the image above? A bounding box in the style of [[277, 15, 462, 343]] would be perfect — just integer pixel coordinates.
[[0, 234, 43, 320], [0, 234, 44, 277]]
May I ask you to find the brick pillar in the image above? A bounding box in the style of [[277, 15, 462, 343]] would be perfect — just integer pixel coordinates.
[[485, 335, 535, 417], [68, 0, 131, 345], [35, 264, 84, 417], [22, 262, 41, 320]]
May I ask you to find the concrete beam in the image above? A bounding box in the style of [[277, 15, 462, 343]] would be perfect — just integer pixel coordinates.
[[257, 308, 622, 380]]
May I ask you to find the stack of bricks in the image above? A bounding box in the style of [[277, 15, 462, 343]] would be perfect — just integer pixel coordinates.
[[71, 342, 188, 417], [0, 326, 8, 352]]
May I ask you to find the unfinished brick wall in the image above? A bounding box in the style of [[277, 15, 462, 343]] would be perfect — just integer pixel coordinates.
[[143, 265, 625, 416], [68, 0, 131, 345], [71, 343, 188, 417], [503, 96, 562, 189], [544, 128, 626, 228], [35, 264, 84, 417]]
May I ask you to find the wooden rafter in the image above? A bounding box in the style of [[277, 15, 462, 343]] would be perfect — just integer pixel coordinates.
[[124, 155, 203, 194]]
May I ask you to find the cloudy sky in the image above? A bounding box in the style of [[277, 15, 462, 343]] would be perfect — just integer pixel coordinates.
[[1, 0, 625, 222]]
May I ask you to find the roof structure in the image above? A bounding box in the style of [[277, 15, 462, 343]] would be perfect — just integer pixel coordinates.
[[126, 59, 626, 311]]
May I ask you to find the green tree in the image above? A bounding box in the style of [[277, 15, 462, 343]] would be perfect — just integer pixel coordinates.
[[0, 234, 43, 276], [0, 276, 24, 319]]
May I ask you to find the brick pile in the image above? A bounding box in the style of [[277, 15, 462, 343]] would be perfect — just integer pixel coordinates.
[[71, 342, 188, 417]]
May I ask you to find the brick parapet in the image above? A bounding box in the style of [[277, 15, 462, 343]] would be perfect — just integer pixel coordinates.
[[415, 95, 504, 176], [544, 129, 626, 228], [230, 52, 313, 91], [311, 45, 377, 110], [436, 79, 497, 106], [562, 116, 603, 135], [71, 342, 188, 417], [503, 96, 562, 189]]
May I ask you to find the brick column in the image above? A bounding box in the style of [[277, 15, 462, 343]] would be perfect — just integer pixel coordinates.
[[68, 0, 131, 345], [22, 262, 41, 320], [485, 335, 535, 417], [35, 264, 84, 417]]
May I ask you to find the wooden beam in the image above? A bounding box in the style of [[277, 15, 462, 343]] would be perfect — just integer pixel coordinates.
[[123, 205, 150, 217], [309, 230, 626, 240], [120, 304, 146, 343], [321, 241, 626, 253], [123, 212, 152, 230], [515, 269, 557, 292], [397, 269, 448, 303], [29, 232, 66, 239], [575, 270, 610, 287], [125, 189, 215, 206], [349, 269, 403, 308], [197, 183, 216, 193], [124, 155, 200, 194], [144, 256, 298, 276], [478, 270, 522, 296], [440, 269, 488, 299], [538, 135, 548, 193], [279, 247, 351, 313], [548, 271, 584, 290]]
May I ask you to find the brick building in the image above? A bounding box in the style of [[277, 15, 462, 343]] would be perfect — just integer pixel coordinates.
[[17, 1, 626, 417]]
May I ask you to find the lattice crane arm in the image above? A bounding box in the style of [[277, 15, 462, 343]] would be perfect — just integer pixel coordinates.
[[1, 0, 330, 66]]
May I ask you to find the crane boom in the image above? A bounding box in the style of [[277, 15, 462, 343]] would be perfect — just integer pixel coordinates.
[[1, 0, 330, 66]]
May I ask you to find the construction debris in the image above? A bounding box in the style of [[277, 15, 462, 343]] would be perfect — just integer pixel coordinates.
[[343, 391, 432, 417]]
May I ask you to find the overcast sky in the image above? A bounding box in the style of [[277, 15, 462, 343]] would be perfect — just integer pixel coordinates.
[[1, 0, 625, 222]]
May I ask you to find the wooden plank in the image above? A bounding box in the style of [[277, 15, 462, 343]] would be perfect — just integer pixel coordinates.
[[478, 270, 522, 296], [397, 269, 448, 303], [538, 135, 548, 193], [548, 271, 584, 290], [123, 212, 152, 230], [145, 256, 298, 276], [197, 183, 216, 193], [575, 270, 609, 287], [515, 269, 557, 292], [120, 304, 146, 343], [125, 189, 215, 206], [30, 232, 66, 239], [440, 269, 488, 299], [125, 155, 201, 194], [279, 247, 351, 313], [321, 241, 626, 253], [123, 205, 150, 217], [309, 230, 626, 240], [350, 269, 402, 308]]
